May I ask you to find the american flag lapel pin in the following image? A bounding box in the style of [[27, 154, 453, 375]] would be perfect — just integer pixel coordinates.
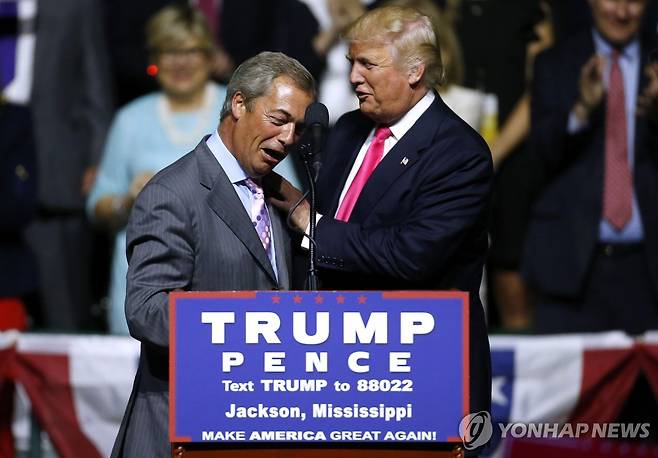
[[401, 157, 409, 166]]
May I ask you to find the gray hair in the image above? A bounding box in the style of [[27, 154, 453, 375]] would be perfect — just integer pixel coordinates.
[[220, 51, 316, 119]]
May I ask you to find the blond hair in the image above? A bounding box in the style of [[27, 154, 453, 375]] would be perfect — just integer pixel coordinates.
[[146, 5, 214, 55], [344, 5, 445, 88]]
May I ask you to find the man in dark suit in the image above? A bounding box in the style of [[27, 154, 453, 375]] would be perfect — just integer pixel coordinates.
[[272, 6, 493, 430], [524, 0, 658, 334], [111, 52, 314, 457], [1, 0, 114, 331]]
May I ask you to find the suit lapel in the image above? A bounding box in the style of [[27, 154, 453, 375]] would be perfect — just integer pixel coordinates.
[[635, 38, 650, 161], [633, 36, 656, 225], [321, 117, 372, 217], [330, 146, 363, 216], [268, 204, 290, 289], [348, 97, 441, 222], [580, 30, 606, 212], [196, 140, 278, 284]]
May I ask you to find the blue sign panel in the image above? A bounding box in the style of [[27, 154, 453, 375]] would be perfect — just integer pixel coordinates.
[[169, 291, 469, 443]]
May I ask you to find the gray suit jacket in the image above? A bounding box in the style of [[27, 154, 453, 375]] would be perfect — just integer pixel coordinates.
[[33, 0, 113, 210], [111, 139, 292, 457]]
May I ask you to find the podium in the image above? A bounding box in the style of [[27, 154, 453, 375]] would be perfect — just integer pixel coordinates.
[[169, 291, 472, 457]]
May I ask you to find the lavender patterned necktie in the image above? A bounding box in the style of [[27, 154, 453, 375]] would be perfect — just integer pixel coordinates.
[[243, 178, 272, 261]]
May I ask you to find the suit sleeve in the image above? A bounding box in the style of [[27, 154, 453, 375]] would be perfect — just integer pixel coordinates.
[[0, 106, 37, 231], [124, 182, 195, 348], [530, 49, 603, 180], [315, 145, 492, 282], [79, 0, 114, 166]]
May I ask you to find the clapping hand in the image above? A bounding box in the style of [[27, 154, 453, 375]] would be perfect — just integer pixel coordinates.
[[637, 60, 658, 122], [574, 54, 605, 121]]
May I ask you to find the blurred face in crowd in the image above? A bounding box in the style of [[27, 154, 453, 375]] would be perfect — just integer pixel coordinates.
[[230, 76, 313, 178], [154, 35, 212, 101], [348, 40, 423, 125], [588, 0, 647, 46]]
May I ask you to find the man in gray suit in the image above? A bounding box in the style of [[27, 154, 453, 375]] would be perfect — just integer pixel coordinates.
[[111, 52, 315, 458]]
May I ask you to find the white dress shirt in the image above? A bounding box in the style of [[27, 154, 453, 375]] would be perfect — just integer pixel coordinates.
[[206, 131, 279, 279]]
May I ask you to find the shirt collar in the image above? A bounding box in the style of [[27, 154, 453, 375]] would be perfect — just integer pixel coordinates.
[[388, 90, 435, 140], [205, 130, 249, 185], [592, 28, 640, 61]]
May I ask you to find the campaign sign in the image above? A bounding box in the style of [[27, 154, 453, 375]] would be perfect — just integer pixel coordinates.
[[169, 291, 469, 444]]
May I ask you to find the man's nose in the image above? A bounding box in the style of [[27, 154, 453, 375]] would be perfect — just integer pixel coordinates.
[[279, 122, 295, 146], [350, 64, 364, 85], [614, 2, 631, 20]]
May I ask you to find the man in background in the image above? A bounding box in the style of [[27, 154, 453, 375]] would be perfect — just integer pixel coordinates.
[[1, 0, 113, 330], [524, 0, 658, 333]]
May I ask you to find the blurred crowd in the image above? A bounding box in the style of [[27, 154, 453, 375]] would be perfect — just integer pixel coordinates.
[[1, 0, 658, 336]]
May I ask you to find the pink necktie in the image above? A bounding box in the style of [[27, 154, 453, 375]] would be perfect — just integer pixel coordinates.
[[603, 50, 632, 231], [243, 178, 272, 259], [336, 126, 392, 222]]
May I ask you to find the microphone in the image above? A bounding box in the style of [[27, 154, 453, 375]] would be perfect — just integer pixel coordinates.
[[298, 102, 329, 160], [296, 103, 328, 291]]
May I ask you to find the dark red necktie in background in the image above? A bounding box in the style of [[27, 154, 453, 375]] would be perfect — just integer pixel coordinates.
[[603, 50, 632, 231]]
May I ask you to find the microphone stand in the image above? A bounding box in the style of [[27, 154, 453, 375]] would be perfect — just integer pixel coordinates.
[[298, 144, 319, 291]]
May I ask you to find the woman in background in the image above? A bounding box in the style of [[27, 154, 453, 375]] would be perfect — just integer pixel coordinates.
[[87, 5, 226, 334]]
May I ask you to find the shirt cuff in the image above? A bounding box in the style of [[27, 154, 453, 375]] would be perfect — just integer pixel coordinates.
[[567, 110, 587, 134], [301, 214, 323, 249]]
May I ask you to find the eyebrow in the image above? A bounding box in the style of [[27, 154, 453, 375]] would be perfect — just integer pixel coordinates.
[[269, 109, 293, 119], [346, 54, 382, 66], [267, 109, 306, 129]]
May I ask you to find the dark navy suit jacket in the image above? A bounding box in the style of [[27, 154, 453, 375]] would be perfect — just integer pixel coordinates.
[[0, 103, 38, 297], [524, 30, 658, 300], [314, 93, 493, 416]]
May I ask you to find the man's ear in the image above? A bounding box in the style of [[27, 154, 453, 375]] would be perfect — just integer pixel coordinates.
[[231, 91, 247, 119], [408, 62, 425, 85]]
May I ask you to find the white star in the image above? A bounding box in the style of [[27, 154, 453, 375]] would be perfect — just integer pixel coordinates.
[[492, 376, 509, 406]]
